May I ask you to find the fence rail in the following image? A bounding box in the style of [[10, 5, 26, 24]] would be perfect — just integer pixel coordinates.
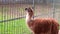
[[0, 0, 60, 34]]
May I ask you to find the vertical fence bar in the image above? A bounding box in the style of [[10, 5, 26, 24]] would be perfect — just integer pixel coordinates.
[[52, 0, 55, 18], [2, 1, 4, 34], [32, 0, 35, 19], [32, 0, 35, 10]]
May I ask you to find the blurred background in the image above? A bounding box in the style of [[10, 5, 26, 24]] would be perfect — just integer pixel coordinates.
[[0, 0, 60, 34]]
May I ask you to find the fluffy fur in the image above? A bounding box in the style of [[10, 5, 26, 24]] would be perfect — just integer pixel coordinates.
[[25, 7, 59, 34], [28, 18, 59, 34]]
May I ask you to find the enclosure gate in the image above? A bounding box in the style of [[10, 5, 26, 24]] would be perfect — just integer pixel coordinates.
[[0, 0, 60, 34]]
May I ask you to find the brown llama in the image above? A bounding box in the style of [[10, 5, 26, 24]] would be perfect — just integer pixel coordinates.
[[25, 7, 59, 34]]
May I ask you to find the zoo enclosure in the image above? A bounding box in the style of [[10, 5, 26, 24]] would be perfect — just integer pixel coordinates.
[[0, 0, 60, 34], [0, 0, 60, 22]]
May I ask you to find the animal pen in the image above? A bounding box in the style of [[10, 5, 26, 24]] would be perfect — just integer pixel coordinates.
[[0, 0, 60, 34]]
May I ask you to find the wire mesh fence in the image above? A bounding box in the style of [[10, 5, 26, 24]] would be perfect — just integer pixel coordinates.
[[0, 0, 60, 34]]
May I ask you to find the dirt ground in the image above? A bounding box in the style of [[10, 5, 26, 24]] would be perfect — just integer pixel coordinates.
[[1, 4, 60, 20], [0, 4, 53, 18]]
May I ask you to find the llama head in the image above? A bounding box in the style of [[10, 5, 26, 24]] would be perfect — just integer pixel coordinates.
[[25, 7, 33, 15], [25, 7, 34, 19]]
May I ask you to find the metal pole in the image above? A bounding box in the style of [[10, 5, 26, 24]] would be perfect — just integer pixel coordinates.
[[32, 0, 35, 10], [32, 0, 35, 19], [53, 0, 55, 18]]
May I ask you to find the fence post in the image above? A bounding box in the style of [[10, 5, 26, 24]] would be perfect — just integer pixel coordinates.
[[52, 0, 55, 18], [32, 0, 35, 10], [32, 0, 35, 19]]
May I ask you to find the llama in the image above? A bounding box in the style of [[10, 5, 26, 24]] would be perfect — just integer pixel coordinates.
[[25, 7, 59, 34]]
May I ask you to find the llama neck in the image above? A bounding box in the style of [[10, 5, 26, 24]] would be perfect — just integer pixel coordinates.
[[26, 13, 32, 23]]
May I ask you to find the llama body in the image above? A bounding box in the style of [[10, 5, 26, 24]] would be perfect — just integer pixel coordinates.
[[25, 7, 59, 34], [30, 18, 59, 34]]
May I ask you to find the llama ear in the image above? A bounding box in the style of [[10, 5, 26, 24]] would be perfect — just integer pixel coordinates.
[[25, 8, 28, 10]]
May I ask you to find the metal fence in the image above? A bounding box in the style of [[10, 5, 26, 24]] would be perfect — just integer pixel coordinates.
[[0, 0, 60, 34]]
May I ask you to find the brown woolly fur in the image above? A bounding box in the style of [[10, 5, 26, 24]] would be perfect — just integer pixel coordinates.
[[27, 18, 59, 34], [25, 7, 59, 34]]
